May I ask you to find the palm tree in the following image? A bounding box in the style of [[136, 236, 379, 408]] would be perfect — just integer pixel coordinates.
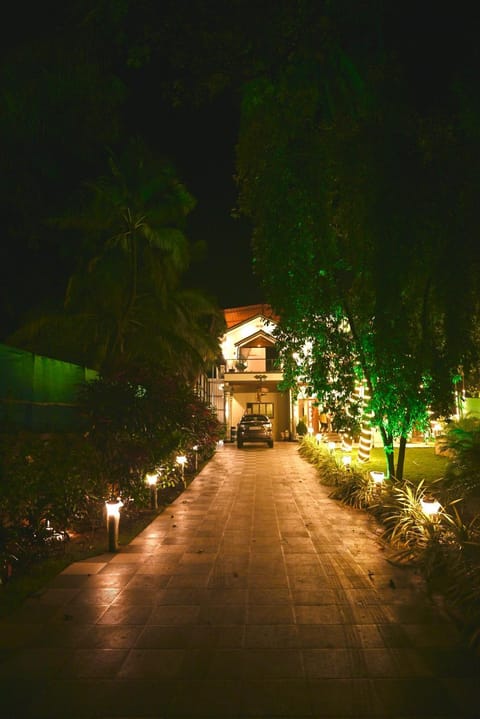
[[8, 138, 225, 378]]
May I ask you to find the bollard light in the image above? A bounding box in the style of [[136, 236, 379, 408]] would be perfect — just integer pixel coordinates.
[[328, 441, 336, 453], [420, 497, 441, 517], [315, 433, 323, 445], [176, 455, 187, 486], [342, 454, 352, 469], [105, 499, 123, 552], [193, 445, 199, 471], [145, 472, 158, 509]]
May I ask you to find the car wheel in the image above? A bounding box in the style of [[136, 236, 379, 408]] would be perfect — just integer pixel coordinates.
[[237, 441, 243, 448]]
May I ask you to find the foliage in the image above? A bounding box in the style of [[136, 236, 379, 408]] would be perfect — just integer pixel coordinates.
[[441, 416, 480, 500], [0, 432, 105, 538], [296, 419, 308, 436], [235, 9, 480, 482], [0, 369, 222, 557], [8, 139, 225, 380], [300, 435, 480, 646], [329, 466, 379, 510], [77, 372, 223, 498]]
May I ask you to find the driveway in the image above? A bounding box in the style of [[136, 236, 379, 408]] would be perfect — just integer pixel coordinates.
[[0, 443, 479, 718]]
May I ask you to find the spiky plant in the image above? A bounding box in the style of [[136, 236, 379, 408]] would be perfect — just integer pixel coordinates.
[[329, 468, 379, 508], [377, 480, 445, 565]]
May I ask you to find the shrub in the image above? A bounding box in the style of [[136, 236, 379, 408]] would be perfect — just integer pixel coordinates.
[[296, 419, 308, 436], [329, 468, 379, 509], [441, 416, 480, 501]]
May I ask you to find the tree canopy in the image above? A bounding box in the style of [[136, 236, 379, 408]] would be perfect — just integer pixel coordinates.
[[235, 5, 480, 479], [8, 139, 225, 379]]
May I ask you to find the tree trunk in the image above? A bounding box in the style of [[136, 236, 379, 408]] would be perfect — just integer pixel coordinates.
[[395, 434, 407, 482], [379, 425, 395, 479]]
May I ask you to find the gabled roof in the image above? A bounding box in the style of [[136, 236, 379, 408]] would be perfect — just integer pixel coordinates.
[[235, 330, 276, 348], [224, 304, 279, 329]]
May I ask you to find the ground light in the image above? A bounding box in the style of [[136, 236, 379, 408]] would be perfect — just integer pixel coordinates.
[[342, 454, 352, 469], [421, 496, 442, 517], [328, 441, 336, 453], [145, 472, 158, 509], [193, 445, 199, 471], [105, 499, 123, 552], [370, 470, 385, 485]]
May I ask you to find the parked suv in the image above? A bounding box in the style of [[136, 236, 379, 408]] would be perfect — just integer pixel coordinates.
[[237, 414, 274, 448]]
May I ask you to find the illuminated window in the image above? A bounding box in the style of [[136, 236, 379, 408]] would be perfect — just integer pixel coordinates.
[[246, 402, 274, 417]]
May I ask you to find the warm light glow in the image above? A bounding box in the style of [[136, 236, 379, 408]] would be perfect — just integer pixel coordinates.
[[176, 455, 187, 466], [217, 440, 224, 448], [105, 499, 123, 518], [193, 445, 199, 451], [145, 472, 158, 486], [421, 498, 441, 516], [342, 455, 352, 467], [370, 471, 385, 484]]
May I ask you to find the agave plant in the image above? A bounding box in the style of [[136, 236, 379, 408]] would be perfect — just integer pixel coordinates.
[[329, 467, 379, 508], [377, 480, 445, 564]]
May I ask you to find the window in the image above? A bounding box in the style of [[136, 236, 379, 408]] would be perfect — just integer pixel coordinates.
[[246, 402, 274, 418]]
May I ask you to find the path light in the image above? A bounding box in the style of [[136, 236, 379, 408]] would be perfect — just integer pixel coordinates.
[[145, 472, 158, 510], [176, 455, 188, 486], [315, 433, 322, 445], [421, 496, 441, 517], [308, 426, 314, 436], [193, 445, 199, 471], [370, 471, 385, 485], [328, 441, 336, 454], [342, 455, 352, 469], [105, 499, 123, 552]]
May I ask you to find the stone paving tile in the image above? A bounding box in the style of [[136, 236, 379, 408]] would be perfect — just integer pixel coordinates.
[[1, 443, 479, 718]]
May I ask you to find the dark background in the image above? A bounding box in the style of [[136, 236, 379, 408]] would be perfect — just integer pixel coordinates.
[[1, 1, 478, 338]]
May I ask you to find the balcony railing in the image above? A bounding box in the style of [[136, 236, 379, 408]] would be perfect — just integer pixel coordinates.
[[223, 358, 281, 374]]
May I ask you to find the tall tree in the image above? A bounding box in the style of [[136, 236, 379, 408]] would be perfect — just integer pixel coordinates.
[[236, 6, 480, 480]]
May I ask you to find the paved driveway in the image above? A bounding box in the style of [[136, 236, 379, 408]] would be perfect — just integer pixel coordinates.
[[0, 443, 479, 718]]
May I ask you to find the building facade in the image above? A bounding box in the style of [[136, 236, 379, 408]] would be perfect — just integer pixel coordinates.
[[208, 304, 320, 442]]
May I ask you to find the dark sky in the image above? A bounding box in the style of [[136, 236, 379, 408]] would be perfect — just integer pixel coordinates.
[[3, 0, 478, 334], [155, 96, 264, 309]]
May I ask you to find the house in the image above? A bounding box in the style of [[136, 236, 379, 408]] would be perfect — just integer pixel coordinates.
[[208, 304, 320, 442]]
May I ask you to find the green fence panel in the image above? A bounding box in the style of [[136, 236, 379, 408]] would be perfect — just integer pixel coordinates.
[[0, 343, 98, 432]]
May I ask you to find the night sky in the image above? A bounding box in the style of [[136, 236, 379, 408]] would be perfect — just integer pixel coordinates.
[[154, 96, 263, 309], [1, 0, 478, 338]]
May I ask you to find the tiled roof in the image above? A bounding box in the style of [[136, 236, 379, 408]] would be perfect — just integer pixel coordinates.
[[223, 304, 279, 329]]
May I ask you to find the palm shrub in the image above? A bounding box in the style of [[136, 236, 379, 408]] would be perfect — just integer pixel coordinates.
[[375, 480, 444, 564], [374, 480, 480, 590], [298, 436, 345, 485], [329, 468, 380, 509]]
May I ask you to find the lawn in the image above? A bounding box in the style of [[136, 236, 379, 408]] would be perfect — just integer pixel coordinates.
[[350, 445, 449, 483]]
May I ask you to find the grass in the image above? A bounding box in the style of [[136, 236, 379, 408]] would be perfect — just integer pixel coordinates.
[[348, 445, 449, 484]]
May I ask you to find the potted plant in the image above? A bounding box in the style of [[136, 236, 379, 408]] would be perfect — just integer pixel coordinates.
[[235, 359, 247, 372]]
